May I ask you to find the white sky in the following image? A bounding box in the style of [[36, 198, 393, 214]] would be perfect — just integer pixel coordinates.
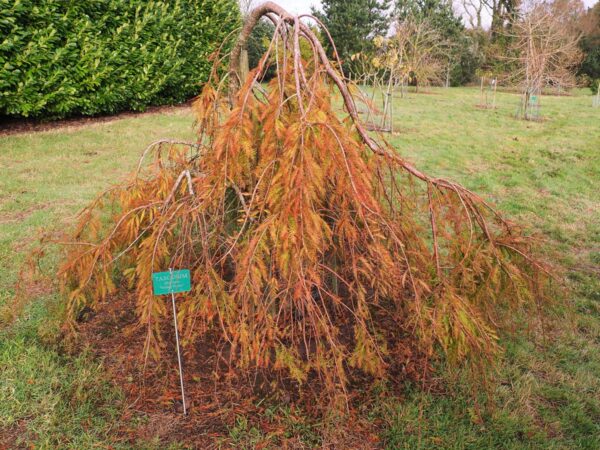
[[264, 0, 598, 18], [275, 0, 320, 14]]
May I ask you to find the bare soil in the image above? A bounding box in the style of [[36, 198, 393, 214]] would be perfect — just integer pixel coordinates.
[[0, 102, 192, 137], [73, 291, 426, 448], [75, 294, 349, 447]]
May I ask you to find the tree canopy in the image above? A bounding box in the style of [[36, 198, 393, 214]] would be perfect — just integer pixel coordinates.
[[313, 0, 391, 74]]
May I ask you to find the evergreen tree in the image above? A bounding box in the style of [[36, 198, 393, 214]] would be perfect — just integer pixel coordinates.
[[247, 19, 277, 80], [313, 0, 391, 74]]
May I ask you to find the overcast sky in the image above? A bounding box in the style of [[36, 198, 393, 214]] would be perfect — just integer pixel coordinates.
[[270, 0, 598, 17], [273, 0, 320, 14]]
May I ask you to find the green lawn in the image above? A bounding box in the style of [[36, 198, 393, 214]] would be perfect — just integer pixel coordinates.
[[1, 88, 599, 448]]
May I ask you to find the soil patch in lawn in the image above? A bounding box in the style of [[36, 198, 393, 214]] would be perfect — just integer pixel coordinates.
[[0, 102, 192, 137]]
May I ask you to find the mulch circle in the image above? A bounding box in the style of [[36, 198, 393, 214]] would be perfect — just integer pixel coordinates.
[[73, 290, 428, 448]]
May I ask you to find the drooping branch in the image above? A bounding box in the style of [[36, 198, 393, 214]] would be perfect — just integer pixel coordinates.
[[227, 3, 500, 202], [229, 2, 292, 95]]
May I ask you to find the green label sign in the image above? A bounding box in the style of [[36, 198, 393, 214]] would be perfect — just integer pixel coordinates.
[[530, 95, 537, 103], [152, 269, 191, 296]]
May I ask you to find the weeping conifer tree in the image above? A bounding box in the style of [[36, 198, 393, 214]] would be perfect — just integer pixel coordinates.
[[57, 2, 551, 402]]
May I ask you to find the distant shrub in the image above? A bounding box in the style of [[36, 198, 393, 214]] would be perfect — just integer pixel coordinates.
[[0, 0, 240, 119]]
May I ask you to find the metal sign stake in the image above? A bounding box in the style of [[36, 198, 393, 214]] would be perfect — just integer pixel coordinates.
[[169, 268, 187, 415]]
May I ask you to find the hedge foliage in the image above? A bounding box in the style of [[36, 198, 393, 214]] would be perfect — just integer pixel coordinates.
[[0, 0, 240, 119]]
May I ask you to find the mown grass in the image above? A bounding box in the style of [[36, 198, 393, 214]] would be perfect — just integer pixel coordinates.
[[1, 88, 598, 448], [0, 109, 196, 448]]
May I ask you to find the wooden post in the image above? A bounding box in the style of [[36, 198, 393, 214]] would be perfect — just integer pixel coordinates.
[[480, 76, 484, 106]]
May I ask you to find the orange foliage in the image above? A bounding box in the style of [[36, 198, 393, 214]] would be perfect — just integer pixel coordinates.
[[56, 7, 551, 403]]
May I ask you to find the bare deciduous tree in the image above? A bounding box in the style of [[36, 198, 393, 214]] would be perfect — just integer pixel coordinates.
[[348, 17, 451, 132], [391, 17, 450, 90], [458, 0, 489, 28], [510, 1, 582, 119], [456, 0, 521, 33], [348, 49, 395, 132]]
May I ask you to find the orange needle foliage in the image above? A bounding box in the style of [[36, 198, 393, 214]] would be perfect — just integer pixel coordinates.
[[57, 3, 551, 402]]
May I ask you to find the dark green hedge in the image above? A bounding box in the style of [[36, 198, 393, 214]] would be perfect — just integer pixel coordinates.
[[0, 0, 240, 119]]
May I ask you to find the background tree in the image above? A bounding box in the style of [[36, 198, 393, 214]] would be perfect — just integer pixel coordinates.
[[347, 14, 452, 131], [577, 2, 600, 88], [247, 20, 277, 80], [390, 16, 450, 89], [489, 0, 521, 38], [459, 0, 489, 28], [347, 44, 395, 131], [511, 1, 583, 119], [312, 0, 391, 75], [395, 0, 481, 84]]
